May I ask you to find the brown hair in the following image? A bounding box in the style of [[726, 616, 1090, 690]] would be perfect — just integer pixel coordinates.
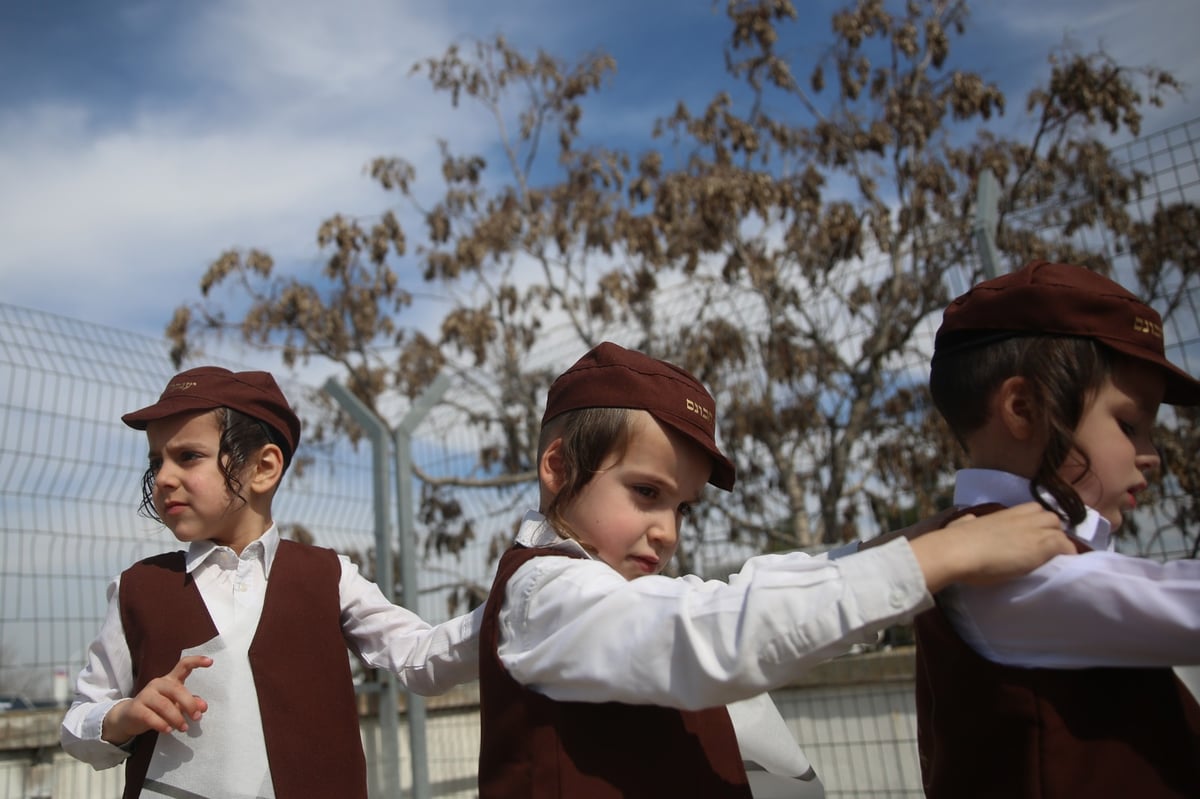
[[537, 407, 634, 546], [138, 407, 279, 522], [929, 335, 1115, 526]]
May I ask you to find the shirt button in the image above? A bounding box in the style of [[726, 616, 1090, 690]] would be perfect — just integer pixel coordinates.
[[888, 590, 906, 608]]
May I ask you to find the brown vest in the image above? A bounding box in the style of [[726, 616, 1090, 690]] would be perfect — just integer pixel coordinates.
[[478, 545, 752, 799], [914, 506, 1200, 798], [119, 540, 367, 799]]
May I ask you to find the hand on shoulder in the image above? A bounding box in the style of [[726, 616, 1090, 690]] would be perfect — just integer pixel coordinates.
[[908, 502, 1075, 593]]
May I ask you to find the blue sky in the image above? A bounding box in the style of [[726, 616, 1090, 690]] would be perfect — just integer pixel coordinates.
[[2, 0, 1197, 351]]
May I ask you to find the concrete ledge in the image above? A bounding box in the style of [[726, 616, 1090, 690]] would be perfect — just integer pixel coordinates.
[[785, 645, 916, 690], [0, 709, 63, 750]]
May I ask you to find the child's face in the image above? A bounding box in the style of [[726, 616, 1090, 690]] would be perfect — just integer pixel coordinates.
[[1060, 358, 1164, 530], [557, 411, 712, 580], [145, 410, 259, 551]]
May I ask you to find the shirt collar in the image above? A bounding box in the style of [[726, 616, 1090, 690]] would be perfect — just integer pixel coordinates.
[[953, 468, 1112, 551], [184, 523, 281, 575], [515, 510, 592, 559]]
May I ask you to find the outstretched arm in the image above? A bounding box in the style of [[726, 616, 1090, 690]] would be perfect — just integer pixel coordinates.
[[339, 557, 482, 694], [497, 503, 1071, 710], [499, 538, 929, 709]]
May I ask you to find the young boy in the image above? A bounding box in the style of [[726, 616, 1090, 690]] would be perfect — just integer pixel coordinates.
[[61, 367, 482, 798], [918, 260, 1200, 798], [478, 342, 1075, 798]]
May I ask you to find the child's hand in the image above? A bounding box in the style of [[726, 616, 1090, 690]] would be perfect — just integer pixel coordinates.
[[101, 655, 213, 745], [909, 502, 1075, 593]]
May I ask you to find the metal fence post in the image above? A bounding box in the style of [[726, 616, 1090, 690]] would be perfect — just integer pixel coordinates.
[[322, 378, 402, 799], [393, 372, 452, 799], [974, 168, 1001, 279]]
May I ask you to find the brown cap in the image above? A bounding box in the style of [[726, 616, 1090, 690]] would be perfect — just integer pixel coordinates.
[[122, 366, 302, 462], [543, 342, 736, 490], [935, 260, 1200, 405]]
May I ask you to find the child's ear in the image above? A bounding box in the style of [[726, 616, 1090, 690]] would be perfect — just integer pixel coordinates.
[[539, 438, 567, 495], [250, 444, 285, 494], [996, 376, 1037, 441]]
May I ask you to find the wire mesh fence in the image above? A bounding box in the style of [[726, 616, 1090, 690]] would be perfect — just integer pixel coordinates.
[[2, 116, 1199, 798]]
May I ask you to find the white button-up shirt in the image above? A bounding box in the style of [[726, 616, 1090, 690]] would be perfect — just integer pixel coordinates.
[[61, 525, 483, 769], [494, 511, 929, 784], [940, 469, 1200, 668], [497, 513, 929, 708]]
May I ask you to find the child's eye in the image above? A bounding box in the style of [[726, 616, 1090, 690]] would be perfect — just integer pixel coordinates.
[[633, 485, 657, 500], [1117, 420, 1136, 437], [148, 458, 162, 474], [180, 451, 203, 462]]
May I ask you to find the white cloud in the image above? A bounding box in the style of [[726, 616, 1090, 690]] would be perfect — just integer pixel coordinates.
[[0, 0, 500, 331], [2, 0, 1197, 341], [180, 0, 456, 120]]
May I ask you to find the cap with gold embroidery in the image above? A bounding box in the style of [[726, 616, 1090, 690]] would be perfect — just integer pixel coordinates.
[[543, 342, 736, 490], [934, 260, 1200, 405], [122, 366, 302, 464]]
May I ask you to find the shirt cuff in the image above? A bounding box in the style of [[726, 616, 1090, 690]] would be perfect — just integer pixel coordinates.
[[95, 698, 136, 749], [839, 537, 932, 619]]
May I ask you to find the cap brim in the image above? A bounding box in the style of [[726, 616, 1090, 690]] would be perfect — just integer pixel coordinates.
[[121, 396, 223, 429], [650, 411, 737, 491], [1101, 337, 1200, 406], [1163, 371, 1200, 406]]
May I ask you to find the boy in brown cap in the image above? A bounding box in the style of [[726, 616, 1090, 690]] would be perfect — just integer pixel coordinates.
[[61, 366, 483, 799], [917, 260, 1200, 798], [477, 341, 1075, 798]]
